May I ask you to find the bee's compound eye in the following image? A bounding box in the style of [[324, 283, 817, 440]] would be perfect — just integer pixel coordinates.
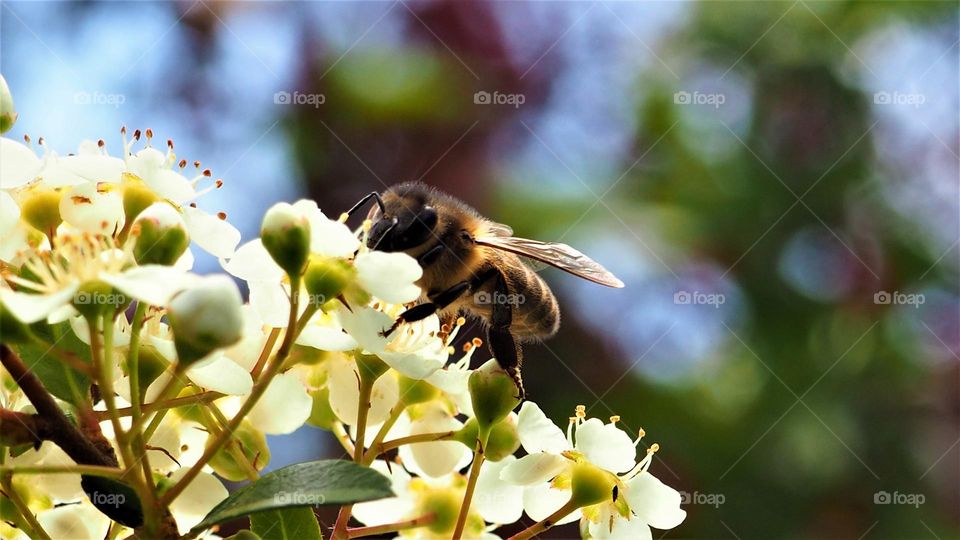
[[420, 206, 438, 229]]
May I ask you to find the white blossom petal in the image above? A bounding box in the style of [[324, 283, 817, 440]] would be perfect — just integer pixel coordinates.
[[56, 153, 125, 184], [574, 418, 637, 474], [517, 401, 570, 454], [474, 456, 524, 524], [500, 453, 568, 486], [168, 469, 228, 535], [0, 285, 79, 324], [248, 280, 291, 327], [292, 199, 360, 257], [327, 356, 399, 426], [397, 405, 468, 478], [0, 137, 41, 188], [522, 482, 581, 524], [352, 460, 414, 527], [222, 239, 284, 282], [183, 206, 240, 258], [297, 324, 358, 351], [59, 182, 125, 234], [625, 472, 687, 530], [587, 514, 654, 540], [187, 354, 254, 395], [100, 265, 198, 307], [0, 191, 20, 236], [32, 504, 110, 540], [246, 372, 311, 434], [354, 251, 422, 304]]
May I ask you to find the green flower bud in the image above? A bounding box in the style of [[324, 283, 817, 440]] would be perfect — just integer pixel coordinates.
[[307, 386, 337, 430], [128, 345, 170, 400], [468, 360, 520, 444], [0, 300, 34, 344], [303, 256, 354, 309], [569, 461, 617, 508], [73, 280, 127, 320], [484, 415, 521, 462], [207, 421, 270, 482], [167, 276, 244, 367], [398, 375, 440, 406], [131, 203, 189, 266], [0, 74, 17, 134], [21, 188, 63, 235], [452, 417, 479, 448], [121, 174, 160, 224], [261, 202, 311, 279]]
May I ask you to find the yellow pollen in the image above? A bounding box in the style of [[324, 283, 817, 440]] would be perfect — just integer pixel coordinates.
[[456, 317, 466, 326], [446, 346, 455, 355], [648, 443, 660, 454], [575, 405, 586, 419], [610, 415, 620, 423], [471, 337, 483, 347], [362, 219, 372, 232], [338, 212, 349, 223], [638, 428, 645, 438], [463, 343, 473, 352]]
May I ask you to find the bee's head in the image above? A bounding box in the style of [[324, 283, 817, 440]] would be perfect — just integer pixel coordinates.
[[367, 185, 438, 252]]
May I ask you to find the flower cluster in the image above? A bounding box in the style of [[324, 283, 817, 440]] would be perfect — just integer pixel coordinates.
[[0, 125, 686, 539]]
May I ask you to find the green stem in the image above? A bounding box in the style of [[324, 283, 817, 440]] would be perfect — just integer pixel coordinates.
[[125, 303, 161, 519], [0, 465, 123, 478], [159, 278, 303, 506], [362, 404, 406, 465], [1, 472, 51, 540], [347, 513, 436, 538], [91, 316, 137, 475], [451, 443, 484, 540], [203, 404, 260, 481], [507, 499, 580, 540], [376, 430, 457, 455]]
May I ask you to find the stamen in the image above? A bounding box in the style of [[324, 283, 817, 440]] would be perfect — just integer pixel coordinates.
[[133, 129, 141, 141], [456, 317, 466, 326], [179, 159, 187, 169], [567, 417, 577, 445], [338, 212, 349, 223], [633, 428, 646, 447], [471, 337, 483, 348], [575, 405, 586, 419], [362, 219, 372, 233], [217, 212, 227, 220], [609, 415, 620, 424]]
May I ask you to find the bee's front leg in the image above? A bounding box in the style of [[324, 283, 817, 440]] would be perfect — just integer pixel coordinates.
[[380, 281, 471, 337]]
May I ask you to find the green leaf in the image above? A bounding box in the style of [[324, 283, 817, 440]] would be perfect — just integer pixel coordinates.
[[15, 321, 91, 406], [250, 508, 322, 540], [192, 460, 392, 534]]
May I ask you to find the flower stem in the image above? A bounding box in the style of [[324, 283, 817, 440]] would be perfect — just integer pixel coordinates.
[[159, 279, 303, 506], [362, 403, 406, 465], [1, 471, 51, 540], [125, 303, 160, 507], [0, 465, 124, 478], [347, 513, 436, 538], [376, 430, 457, 455], [507, 499, 580, 540], [451, 442, 484, 540]]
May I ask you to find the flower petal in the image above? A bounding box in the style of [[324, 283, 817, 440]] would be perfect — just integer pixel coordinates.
[[625, 472, 687, 530], [327, 355, 399, 426], [587, 513, 654, 540], [100, 265, 198, 307], [221, 239, 284, 282], [183, 206, 240, 258], [517, 401, 569, 454], [474, 455, 525, 524], [0, 191, 20, 237], [352, 460, 414, 527], [292, 199, 360, 257], [522, 482, 581, 524], [0, 137, 41, 188], [0, 285, 79, 324], [354, 251, 422, 304], [246, 372, 312, 434], [297, 324, 358, 352], [34, 504, 111, 540], [397, 405, 468, 478], [59, 181, 125, 234], [574, 418, 637, 473], [187, 354, 253, 395], [499, 453, 568, 486], [167, 469, 228, 535]]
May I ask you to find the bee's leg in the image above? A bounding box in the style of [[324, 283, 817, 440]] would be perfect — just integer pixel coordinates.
[[486, 271, 524, 400], [416, 243, 446, 266], [380, 281, 471, 337]]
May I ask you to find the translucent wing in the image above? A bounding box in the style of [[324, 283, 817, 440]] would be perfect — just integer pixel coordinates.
[[475, 235, 625, 288], [485, 221, 513, 237]]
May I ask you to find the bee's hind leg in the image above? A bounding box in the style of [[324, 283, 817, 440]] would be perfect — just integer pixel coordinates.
[[380, 281, 471, 337], [485, 270, 525, 400]]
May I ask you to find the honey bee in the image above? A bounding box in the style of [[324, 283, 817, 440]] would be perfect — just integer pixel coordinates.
[[347, 182, 624, 396]]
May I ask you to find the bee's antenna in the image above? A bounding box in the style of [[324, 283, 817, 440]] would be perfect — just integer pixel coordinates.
[[345, 191, 386, 220]]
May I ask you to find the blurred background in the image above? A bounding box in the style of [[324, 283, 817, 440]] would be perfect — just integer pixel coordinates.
[[2, 1, 958, 538]]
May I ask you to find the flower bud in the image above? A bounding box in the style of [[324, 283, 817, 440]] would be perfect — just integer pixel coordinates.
[[303, 256, 354, 308], [0, 74, 17, 134], [207, 420, 270, 482], [20, 188, 63, 235], [167, 275, 244, 367], [121, 174, 160, 223], [484, 415, 521, 462], [468, 360, 521, 443], [0, 300, 34, 344], [398, 375, 441, 406], [261, 202, 311, 279], [569, 461, 617, 508], [307, 386, 337, 429], [131, 203, 189, 266], [415, 487, 462, 535]]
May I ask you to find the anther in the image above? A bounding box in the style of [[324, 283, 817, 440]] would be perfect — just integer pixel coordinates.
[[145, 128, 153, 139], [23, 134, 30, 143], [217, 212, 227, 220], [648, 443, 660, 454], [610, 415, 620, 424], [471, 337, 482, 347], [97, 139, 105, 148], [167, 139, 174, 149], [215, 179, 223, 188], [338, 212, 349, 223], [456, 317, 466, 326], [463, 343, 473, 352], [133, 129, 141, 140], [202, 169, 211, 177], [179, 159, 187, 168], [194, 160, 201, 168]]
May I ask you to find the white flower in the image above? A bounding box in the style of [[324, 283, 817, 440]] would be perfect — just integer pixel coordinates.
[[352, 460, 416, 527], [396, 402, 472, 479], [0, 137, 41, 189], [337, 306, 449, 380], [326, 354, 399, 426], [354, 251, 422, 304], [291, 199, 360, 258], [166, 468, 228, 535], [246, 372, 312, 434], [18, 504, 111, 540]]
